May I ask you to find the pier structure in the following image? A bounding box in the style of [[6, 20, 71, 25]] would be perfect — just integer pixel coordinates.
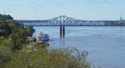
[[60, 25, 65, 38]]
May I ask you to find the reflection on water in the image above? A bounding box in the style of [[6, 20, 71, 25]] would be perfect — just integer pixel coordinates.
[[33, 26, 125, 68]]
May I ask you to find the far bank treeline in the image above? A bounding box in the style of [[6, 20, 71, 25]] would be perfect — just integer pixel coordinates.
[[0, 14, 35, 50], [104, 20, 125, 26]]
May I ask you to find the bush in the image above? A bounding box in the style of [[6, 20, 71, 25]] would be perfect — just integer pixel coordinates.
[[0, 45, 11, 68], [0, 47, 90, 68]]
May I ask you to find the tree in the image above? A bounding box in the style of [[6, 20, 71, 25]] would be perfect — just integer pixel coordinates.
[[26, 25, 35, 36], [0, 14, 13, 20], [0, 14, 35, 50]]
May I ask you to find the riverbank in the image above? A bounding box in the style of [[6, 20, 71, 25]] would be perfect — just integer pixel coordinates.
[[0, 43, 90, 68]]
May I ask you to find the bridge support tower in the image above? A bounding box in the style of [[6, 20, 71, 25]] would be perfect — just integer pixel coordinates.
[[60, 25, 65, 38]]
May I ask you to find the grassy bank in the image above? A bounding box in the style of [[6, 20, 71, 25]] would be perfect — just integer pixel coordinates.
[[0, 43, 90, 68]]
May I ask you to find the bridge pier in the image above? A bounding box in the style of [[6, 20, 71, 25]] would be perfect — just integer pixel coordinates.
[[60, 25, 65, 38]]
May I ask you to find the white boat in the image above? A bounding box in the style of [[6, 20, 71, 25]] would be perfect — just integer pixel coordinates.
[[38, 32, 49, 41]]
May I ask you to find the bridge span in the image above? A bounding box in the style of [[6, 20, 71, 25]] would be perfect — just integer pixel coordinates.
[[17, 15, 121, 26]]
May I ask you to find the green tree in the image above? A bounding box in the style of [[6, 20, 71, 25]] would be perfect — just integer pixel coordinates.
[[26, 25, 35, 36], [0, 14, 13, 20], [0, 14, 35, 50]]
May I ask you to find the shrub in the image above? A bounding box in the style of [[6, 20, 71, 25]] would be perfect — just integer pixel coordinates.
[[0, 47, 90, 68]]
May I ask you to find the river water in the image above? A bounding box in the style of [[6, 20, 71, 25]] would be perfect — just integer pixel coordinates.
[[33, 26, 125, 68]]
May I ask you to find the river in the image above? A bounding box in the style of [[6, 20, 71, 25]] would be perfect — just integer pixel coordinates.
[[33, 26, 125, 68]]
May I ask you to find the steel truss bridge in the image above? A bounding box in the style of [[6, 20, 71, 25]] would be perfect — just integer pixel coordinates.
[[17, 15, 120, 26]]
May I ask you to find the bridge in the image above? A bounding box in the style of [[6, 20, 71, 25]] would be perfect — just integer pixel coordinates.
[[17, 15, 124, 38], [17, 15, 120, 26]]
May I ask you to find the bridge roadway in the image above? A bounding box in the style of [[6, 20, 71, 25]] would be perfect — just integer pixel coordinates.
[[17, 15, 120, 26]]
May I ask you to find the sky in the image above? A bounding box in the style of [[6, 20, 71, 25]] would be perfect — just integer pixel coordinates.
[[0, 0, 125, 20]]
